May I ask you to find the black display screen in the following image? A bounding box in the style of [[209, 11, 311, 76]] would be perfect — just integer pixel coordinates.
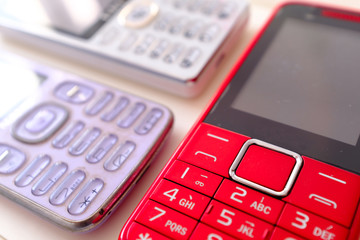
[[205, 4, 360, 175]]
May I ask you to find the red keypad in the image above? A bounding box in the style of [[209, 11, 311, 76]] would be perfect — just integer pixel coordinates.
[[284, 156, 360, 227], [214, 179, 284, 224], [126, 123, 360, 240], [235, 144, 296, 192], [178, 123, 249, 177], [150, 179, 211, 219], [164, 160, 223, 196], [135, 200, 197, 239], [278, 204, 349, 240]]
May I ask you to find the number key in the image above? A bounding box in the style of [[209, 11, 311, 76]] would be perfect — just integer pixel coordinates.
[[278, 204, 348, 240], [135, 200, 197, 239], [150, 179, 210, 219], [164, 160, 222, 196], [201, 200, 273, 240]]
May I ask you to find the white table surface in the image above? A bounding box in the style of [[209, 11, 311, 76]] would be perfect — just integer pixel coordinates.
[[0, 0, 359, 239]]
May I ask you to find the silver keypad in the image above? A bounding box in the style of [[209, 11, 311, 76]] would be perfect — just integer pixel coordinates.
[[1, 77, 170, 224]]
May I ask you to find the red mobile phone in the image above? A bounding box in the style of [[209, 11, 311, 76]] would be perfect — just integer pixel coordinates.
[[120, 3, 360, 240]]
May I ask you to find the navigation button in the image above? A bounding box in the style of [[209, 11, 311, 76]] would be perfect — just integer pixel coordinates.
[[229, 139, 302, 197], [13, 103, 68, 143]]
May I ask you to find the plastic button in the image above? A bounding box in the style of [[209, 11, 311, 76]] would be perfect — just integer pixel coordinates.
[[214, 179, 284, 224], [101, 97, 129, 122], [0, 144, 26, 175], [68, 178, 104, 215], [236, 145, 296, 192], [50, 170, 85, 205], [13, 103, 69, 144], [32, 162, 67, 196], [150, 39, 170, 58], [135, 200, 197, 239], [52, 121, 85, 149], [54, 81, 94, 104], [15, 154, 50, 187], [118, 102, 146, 128], [135, 108, 163, 135], [69, 127, 101, 156], [85, 91, 114, 116], [278, 204, 348, 240], [164, 160, 223, 197], [104, 141, 136, 171], [284, 156, 360, 227], [201, 200, 274, 240], [178, 123, 249, 177], [86, 134, 118, 163], [150, 179, 210, 219]]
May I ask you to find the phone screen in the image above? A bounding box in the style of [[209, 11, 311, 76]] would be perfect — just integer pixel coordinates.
[[232, 18, 360, 146], [205, 4, 360, 174]]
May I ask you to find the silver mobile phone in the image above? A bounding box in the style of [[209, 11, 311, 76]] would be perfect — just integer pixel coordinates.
[[0, 51, 173, 232], [0, 0, 249, 97]]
